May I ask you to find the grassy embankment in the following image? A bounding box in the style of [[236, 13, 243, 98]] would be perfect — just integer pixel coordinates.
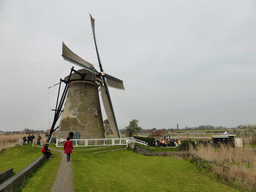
[[14, 146, 122, 192], [0, 145, 61, 192], [72, 147, 238, 192], [0, 145, 41, 184], [14, 149, 61, 192]]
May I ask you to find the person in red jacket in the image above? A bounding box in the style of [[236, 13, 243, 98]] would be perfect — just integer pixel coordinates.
[[41, 144, 53, 159], [64, 137, 73, 162]]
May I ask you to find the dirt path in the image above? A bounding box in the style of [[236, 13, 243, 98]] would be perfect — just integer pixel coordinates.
[[50, 148, 73, 192]]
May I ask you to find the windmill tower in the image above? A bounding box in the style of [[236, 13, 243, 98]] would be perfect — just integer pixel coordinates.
[[48, 15, 124, 140]]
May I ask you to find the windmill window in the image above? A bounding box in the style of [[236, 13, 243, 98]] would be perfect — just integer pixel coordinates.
[[93, 108, 97, 116], [73, 108, 77, 115]]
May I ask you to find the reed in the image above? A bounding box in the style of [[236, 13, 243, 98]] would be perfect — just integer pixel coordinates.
[[0, 134, 47, 151], [189, 141, 256, 191], [0, 135, 22, 151]]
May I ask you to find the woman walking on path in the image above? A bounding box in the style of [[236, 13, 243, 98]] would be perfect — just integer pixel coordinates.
[[64, 137, 73, 162]]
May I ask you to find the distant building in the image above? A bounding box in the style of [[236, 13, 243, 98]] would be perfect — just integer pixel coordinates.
[[149, 129, 168, 140]]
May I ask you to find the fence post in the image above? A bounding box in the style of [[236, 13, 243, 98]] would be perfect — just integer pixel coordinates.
[[112, 139, 115, 146], [85, 139, 88, 147], [76, 140, 78, 146]]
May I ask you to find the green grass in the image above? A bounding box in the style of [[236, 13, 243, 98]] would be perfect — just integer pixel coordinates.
[[72, 148, 238, 192], [48, 144, 106, 151], [0, 145, 42, 183], [15, 150, 62, 192], [72, 145, 126, 153], [251, 143, 256, 148]]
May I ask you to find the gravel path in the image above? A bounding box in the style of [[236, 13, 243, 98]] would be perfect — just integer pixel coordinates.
[[48, 146, 126, 192], [50, 148, 73, 192]]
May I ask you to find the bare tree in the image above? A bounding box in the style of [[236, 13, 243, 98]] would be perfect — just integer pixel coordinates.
[[125, 119, 142, 137]]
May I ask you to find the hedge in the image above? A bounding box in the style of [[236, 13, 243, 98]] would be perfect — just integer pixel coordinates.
[[133, 136, 155, 146]]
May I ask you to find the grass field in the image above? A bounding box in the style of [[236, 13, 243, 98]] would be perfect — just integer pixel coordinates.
[[0, 145, 42, 184], [72, 149, 238, 192]]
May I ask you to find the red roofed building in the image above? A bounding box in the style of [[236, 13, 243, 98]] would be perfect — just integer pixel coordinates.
[[149, 129, 168, 140]]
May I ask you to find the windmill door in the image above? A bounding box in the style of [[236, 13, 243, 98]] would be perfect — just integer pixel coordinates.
[[73, 132, 80, 144]]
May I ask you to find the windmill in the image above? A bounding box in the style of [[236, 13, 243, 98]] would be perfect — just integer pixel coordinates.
[[47, 15, 124, 141]]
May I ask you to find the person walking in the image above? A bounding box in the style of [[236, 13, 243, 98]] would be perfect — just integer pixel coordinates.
[[64, 137, 73, 162], [22, 136, 27, 146], [37, 134, 41, 145]]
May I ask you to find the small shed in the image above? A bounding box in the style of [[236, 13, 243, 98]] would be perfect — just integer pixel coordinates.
[[212, 134, 236, 147], [149, 130, 168, 140]]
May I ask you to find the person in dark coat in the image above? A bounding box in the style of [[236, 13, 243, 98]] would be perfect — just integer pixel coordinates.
[[41, 144, 53, 159], [64, 137, 73, 162], [31, 134, 35, 143], [27, 135, 30, 144], [22, 136, 27, 146]]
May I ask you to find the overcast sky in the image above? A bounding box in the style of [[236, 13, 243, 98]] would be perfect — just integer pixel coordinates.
[[1, 0, 256, 131]]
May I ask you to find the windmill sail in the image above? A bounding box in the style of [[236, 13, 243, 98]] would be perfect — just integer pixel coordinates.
[[62, 42, 98, 75], [101, 85, 120, 138], [90, 14, 123, 138], [105, 73, 125, 90]]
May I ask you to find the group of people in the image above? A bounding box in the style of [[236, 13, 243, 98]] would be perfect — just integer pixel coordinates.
[[22, 134, 35, 145], [155, 138, 182, 147], [41, 137, 73, 162], [22, 134, 43, 146], [198, 139, 211, 146]]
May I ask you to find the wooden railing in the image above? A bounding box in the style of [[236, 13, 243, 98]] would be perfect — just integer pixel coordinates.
[[56, 137, 148, 147]]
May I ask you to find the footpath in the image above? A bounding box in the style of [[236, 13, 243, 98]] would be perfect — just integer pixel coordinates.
[[49, 146, 126, 192], [50, 148, 73, 192], [48, 146, 106, 192]]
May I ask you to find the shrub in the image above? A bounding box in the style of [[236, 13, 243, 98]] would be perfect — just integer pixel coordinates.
[[179, 140, 195, 151], [133, 136, 155, 146], [136, 143, 179, 152]]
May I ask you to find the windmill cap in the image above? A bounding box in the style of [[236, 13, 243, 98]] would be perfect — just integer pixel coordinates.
[[64, 69, 97, 82]]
